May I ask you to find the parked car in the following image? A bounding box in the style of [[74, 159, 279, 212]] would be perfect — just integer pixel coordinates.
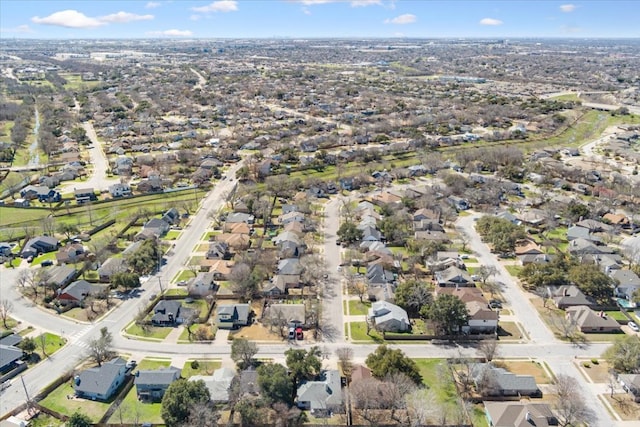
[[41, 260, 53, 267], [177, 280, 188, 286], [629, 321, 639, 332], [489, 301, 503, 309], [126, 360, 137, 370]]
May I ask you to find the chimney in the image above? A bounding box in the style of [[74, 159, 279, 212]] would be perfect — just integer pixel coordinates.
[[563, 288, 568, 296]]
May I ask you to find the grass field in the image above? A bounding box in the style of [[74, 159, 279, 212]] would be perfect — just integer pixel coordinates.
[[347, 300, 371, 316], [498, 360, 551, 384], [181, 359, 222, 378], [136, 358, 171, 371], [349, 322, 382, 342], [109, 383, 163, 425], [34, 332, 66, 359], [40, 382, 111, 422], [124, 323, 173, 341]]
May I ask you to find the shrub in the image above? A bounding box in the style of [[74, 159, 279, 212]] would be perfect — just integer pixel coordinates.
[[582, 362, 590, 368], [190, 360, 200, 369], [591, 359, 599, 365]]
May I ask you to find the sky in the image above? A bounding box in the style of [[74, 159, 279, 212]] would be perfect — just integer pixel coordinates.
[[1, 0, 638, 39]]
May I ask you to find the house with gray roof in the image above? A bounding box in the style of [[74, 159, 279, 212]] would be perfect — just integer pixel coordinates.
[[190, 367, 236, 403], [135, 367, 181, 402], [484, 401, 558, 427], [98, 257, 127, 283], [151, 300, 191, 326], [57, 280, 106, 306], [471, 363, 540, 397], [368, 301, 409, 332], [567, 225, 601, 243], [216, 304, 251, 329], [45, 265, 77, 288], [277, 258, 303, 276], [296, 370, 343, 416], [619, 374, 640, 402], [74, 357, 127, 401], [21, 236, 59, 258], [613, 269, 640, 301], [0, 344, 23, 375], [435, 266, 473, 287], [226, 212, 255, 224], [546, 285, 595, 309]]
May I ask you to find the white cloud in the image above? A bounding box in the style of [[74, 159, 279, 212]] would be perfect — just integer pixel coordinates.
[[147, 29, 193, 37], [191, 1, 238, 13], [32, 10, 104, 28], [302, 7, 312, 15], [0, 24, 33, 34], [384, 14, 416, 25], [145, 1, 161, 8], [351, 0, 382, 6], [99, 12, 154, 23], [560, 4, 577, 12], [190, 14, 201, 21], [479, 17, 503, 26]]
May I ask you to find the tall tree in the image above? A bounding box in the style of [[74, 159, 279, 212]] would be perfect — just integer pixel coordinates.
[[161, 379, 211, 427], [393, 280, 433, 317], [67, 412, 91, 427], [552, 375, 596, 427], [568, 263, 614, 304], [87, 327, 113, 366], [0, 299, 13, 329], [421, 294, 469, 336], [285, 347, 322, 393], [231, 338, 258, 369], [365, 345, 422, 385], [257, 363, 293, 405], [605, 335, 640, 373]]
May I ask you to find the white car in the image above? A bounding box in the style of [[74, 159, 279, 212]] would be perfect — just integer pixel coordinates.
[[628, 321, 639, 332]]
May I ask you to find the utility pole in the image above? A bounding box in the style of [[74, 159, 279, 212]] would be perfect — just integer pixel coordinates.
[[20, 375, 34, 416], [157, 277, 164, 294]]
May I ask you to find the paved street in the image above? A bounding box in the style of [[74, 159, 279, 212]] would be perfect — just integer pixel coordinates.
[[1, 171, 636, 425]]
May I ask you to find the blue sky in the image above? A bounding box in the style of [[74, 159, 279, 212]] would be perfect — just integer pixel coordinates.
[[1, 1, 638, 39]]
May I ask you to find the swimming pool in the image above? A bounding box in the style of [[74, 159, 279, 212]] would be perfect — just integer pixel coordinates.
[[617, 298, 636, 309]]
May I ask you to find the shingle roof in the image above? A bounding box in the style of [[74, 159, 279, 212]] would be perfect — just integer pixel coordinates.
[[74, 358, 126, 397], [135, 367, 181, 386]]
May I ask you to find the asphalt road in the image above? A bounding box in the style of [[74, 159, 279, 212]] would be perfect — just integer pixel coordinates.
[[58, 121, 120, 193], [320, 198, 346, 343]]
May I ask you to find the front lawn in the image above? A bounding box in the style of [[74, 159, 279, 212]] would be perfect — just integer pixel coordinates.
[[604, 311, 628, 322], [40, 382, 111, 422], [349, 322, 382, 342], [109, 383, 163, 425], [498, 360, 551, 384], [504, 265, 523, 277], [34, 332, 66, 359], [124, 323, 173, 341], [164, 230, 181, 240], [136, 358, 171, 371], [347, 300, 371, 316], [413, 358, 462, 420], [181, 359, 222, 378], [173, 269, 195, 284]]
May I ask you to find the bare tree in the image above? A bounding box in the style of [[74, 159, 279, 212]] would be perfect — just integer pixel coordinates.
[[336, 347, 354, 382], [477, 338, 500, 362], [87, 327, 114, 366], [477, 265, 498, 285], [38, 333, 48, 358], [0, 299, 14, 329], [553, 374, 596, 427]]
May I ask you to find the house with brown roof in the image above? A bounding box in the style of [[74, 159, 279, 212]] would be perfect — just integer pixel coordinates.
[[603, 213, 630, 227], [566, 306, 621, 333], [222, 222, 251, 234], [514, 241, 543, 257], [202, 260, 233, 280], [215, 233, 250, 250]]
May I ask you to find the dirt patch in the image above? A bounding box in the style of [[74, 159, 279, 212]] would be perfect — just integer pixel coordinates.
[[577, 360, 612, 383], [63, 300, 116, 322], [497, 360, 551, 384], [230, 323, 284, 341], [604, 394, 640, 421]]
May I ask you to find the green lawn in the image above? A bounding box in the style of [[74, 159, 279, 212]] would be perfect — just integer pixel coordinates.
[[165, 230, 181, 240], [605, 311, 629, 322], [34, 332, 67, 359], [108, 383, 163, 425], [347, 300, 371, 316], [183, 299, 209, 319], [124, 323, 173, 341], [413, 358, 459, 405], [181, 359, 222, 378], [40, 382, 112, 422], [33, 252, 58, 265], [29, 413, 63, 427], [164, 288, 189, 296], [349, 322, 382, 342], [136, 358, 171, 371], [504, 265, 523, 277]]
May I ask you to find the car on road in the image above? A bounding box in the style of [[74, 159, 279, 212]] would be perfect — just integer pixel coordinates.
[[177, 280, 188, 286], [629, 321, 639, 332]]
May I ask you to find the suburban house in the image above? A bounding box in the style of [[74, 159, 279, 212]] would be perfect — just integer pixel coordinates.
[[74, 188, 97, 203], [263, 303, 306, 328], [19, 185, 60, 203], [187, 272, 218, 296], [203, 259, 233, 280], [55, 243, 86, 265], [484, 401, 558, 427], [215, 233, 250, 250], [21, 236, 59, 258], [618, 374, 640, 402], [277, 258, 303, 276], [206, 242, 230, 260], [190, 367, 236, 403], [367, 301, 410, 333], [471, 363, 541, 397], [547, 285, 594, 309], [135, 218, 170, 240], [108, 183, 132, 198], [57, 280, 106, 306], [98, 257, 127, 282], [216, 304, 251, 329], [161, 208, 181, 225], [565, 306, 621, 333], [435, 266, 473, 287], [135, 367, 181, 402], [226, 212, 255, 224], [45, 265, 77, 289], [568, 238, 614, 256], [567, 225, 601, 243], [74, 357, 127, 401], [465, 301, 499, 333], [0, 343, 24, 375], [263, 274, 301, 296], [151, 300, 191, 326], [296, 370, 343, 416], [612, 269, 640, 301]]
